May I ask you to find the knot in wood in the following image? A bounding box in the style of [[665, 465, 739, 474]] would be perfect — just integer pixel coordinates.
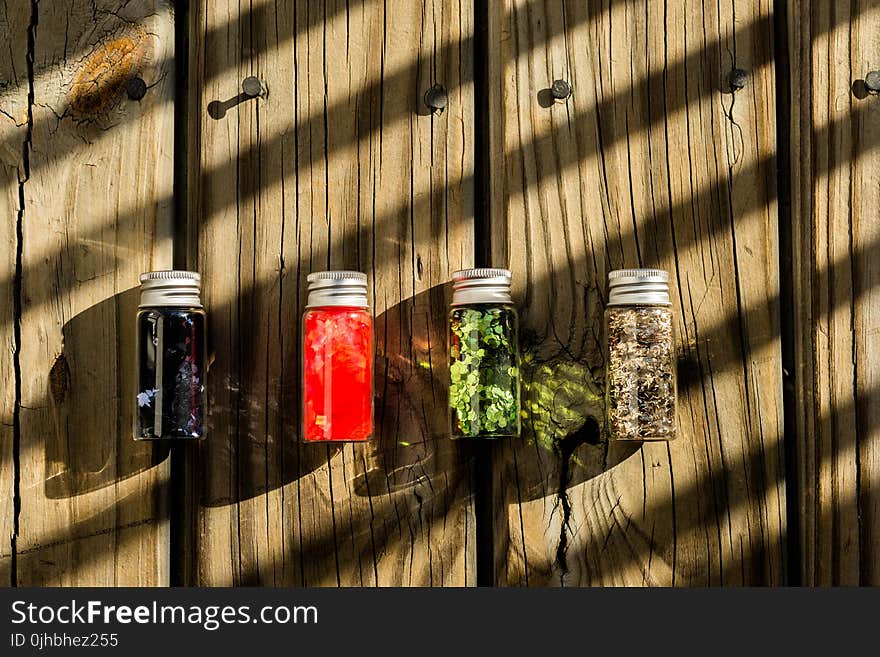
[[69, 26, 148, 118], [519, 356, 603, 452], [49, 353, 70, 405]]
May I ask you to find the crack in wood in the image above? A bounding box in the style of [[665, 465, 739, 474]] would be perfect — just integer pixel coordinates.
[[1, 517, 158, 558], [10, 0, 39, 589]]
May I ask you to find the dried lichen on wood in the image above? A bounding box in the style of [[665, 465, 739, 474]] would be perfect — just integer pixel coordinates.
[[605, 306, 676, 441]]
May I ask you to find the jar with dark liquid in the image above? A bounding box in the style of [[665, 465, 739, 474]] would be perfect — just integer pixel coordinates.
[[135, 271, 207, 440]]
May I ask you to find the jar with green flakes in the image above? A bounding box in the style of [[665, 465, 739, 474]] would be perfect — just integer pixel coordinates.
[[448, 268, 520, 439]]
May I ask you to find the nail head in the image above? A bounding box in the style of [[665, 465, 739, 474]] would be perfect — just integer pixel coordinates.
[[126, 77, 147, 101], [424, 85, 448, 112], [729, 68, 748, 90], [865, 71, 880, 92], [551, 79, 572, 100], [242, 76, 264, 98]]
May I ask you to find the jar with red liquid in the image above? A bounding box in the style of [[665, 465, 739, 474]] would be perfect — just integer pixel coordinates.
[[302, 271, 373, 442]]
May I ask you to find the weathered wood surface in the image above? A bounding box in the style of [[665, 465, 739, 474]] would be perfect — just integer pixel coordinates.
[[0, 0, 174, 585], [0, 0, 26, 588], [3, 0, 878, 589], [489, 0, 786, 585], [188, 0, 475, 585], [789, 0, 880, 585]]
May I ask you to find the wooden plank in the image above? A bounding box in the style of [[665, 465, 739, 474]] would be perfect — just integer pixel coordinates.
[[489, 0, 785, 585], [789, 0, 880, 585], [0, 0, 174, 585], [191, 0, 474, 585], [0, 1, 29, 586]]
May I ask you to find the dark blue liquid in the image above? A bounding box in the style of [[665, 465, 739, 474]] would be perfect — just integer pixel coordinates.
[[136, 308, 206, 439]]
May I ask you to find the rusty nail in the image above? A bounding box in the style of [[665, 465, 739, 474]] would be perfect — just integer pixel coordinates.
[[865, 71, 880, 93], [126, 77, 147, 101], [729, 68, 748, 91], [242, 76, 265, 98], [551, 79, 572, 100], [424, 85, 448, 113]]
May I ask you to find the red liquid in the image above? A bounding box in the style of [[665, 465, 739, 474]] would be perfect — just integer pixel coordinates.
[[303, 307, 373, 441]]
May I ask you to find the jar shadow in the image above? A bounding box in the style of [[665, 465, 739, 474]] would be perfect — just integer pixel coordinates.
[[353, 283, 459, 497], [197, 437, 341, 508], [493, 352, 641, 504], [44, 288, 170, 499], [42, 286, 646, 504], [197, 277, 341, 508], [352, 285, 642, 502]]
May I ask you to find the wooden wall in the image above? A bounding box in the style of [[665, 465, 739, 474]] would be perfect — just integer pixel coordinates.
[[0, 0, 877, 587], [789, 0, 880, 585], [185, 0, 475, 586], [488, 0, 784, 586], [0, 0, 174, 585]]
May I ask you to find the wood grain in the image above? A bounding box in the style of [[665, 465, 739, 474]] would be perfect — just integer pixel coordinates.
[[1, 0, 875, 589], [189, 0, 474, 585], [0, 0, 29, 587], [789, 0, 880, 585], [489, 0, 785, 585], [0, 0, 174, 585]]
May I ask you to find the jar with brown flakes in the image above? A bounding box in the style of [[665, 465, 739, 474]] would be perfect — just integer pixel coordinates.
[[604, 269, 677, 441]]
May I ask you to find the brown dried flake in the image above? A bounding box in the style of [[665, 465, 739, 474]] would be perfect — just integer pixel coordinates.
[[606, 306, 676, 440]]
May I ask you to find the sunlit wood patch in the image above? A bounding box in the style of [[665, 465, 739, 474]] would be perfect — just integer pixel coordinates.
[[68, 25, 148, 119]]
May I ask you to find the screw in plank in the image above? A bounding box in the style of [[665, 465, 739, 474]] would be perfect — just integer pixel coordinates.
[[551, 79, 572, 101], [424, 84, 448, 113], [242, 76, 265, 98], [126, 77, 147, 101], [865, 71, 880, 93], [728, 68, 748, 91]]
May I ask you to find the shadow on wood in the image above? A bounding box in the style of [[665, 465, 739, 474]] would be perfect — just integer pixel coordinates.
[[353, 284, 634, 501], [12, 479, 169, 585], [207, 93, 255, 120], [197, 275, 339, 508], [354, 283, 457, 497], [198, 441, 338, 507], [0, 0, 866, 335], [44, 288, 169, 499]]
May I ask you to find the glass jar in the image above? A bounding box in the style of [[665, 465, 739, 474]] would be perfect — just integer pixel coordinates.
[[135, 270, 207, 440], [604, 269, 677, 441], [302, 271, 373, 442], [448, 268, 520, 439]]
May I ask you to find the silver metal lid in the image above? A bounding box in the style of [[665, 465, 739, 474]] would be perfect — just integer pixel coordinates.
[[451, 268, 512, 306], [139, 270, 202, 308], [306, 270, 369, 308], [607, 268, 670, 306]]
